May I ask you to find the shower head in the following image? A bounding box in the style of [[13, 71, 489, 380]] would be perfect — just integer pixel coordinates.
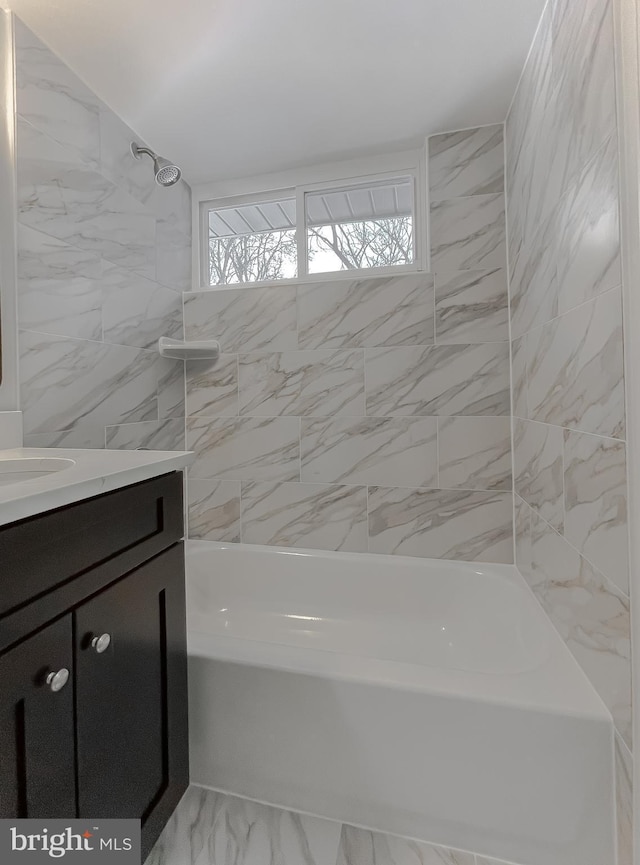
[[130, 142, 182, 187]]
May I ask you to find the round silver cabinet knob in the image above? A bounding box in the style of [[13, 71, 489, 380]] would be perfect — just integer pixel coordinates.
[[91, 633, 111, 654], [46, 668, 69, 693]]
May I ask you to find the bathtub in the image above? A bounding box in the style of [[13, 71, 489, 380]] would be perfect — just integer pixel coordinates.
[[186, 541, 614, 865]]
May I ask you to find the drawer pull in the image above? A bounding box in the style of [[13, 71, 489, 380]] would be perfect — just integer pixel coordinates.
[[91, 633, 111, 654], [46, 668, 69, 692]]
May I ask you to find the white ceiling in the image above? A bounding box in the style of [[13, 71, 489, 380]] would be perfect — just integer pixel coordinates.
[[1, 0, 546, 185]]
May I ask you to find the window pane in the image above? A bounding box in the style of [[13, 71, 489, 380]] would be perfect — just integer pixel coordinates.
[[208, 197, 297, 285], [305, 178, 414, 275]]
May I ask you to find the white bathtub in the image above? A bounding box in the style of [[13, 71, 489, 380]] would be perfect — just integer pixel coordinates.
[[186, 541, 614, 865]]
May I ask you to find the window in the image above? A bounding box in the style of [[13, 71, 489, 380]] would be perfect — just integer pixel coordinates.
[[207, 195, 297, 286], [306, 178, 414, 274], [203, 173, 418, 287]]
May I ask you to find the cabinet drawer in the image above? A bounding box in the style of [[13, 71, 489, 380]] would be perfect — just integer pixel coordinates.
[[0, 472, 183, 618]]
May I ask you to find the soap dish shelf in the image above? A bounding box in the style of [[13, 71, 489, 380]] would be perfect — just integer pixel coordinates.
[[158, 337, 220, 361]]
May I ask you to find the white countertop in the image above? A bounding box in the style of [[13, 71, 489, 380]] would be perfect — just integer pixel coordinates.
[[0, 448, 193, 527]]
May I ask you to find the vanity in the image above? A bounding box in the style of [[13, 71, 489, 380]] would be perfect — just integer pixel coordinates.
[[0, 447, 193, 860]]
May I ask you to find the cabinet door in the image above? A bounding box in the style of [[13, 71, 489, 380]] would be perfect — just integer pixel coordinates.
[[0, 616, 75, 818], [75, 544, 188, 843]]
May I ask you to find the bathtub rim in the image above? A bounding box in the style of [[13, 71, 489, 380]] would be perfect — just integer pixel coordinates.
[[186, 539, 612, 723]]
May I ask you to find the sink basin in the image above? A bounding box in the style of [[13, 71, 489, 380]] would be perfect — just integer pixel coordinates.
[[0, 457, 75, 487]]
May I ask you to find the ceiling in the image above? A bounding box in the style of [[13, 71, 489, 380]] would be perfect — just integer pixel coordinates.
[[1, 0, 546, 185]]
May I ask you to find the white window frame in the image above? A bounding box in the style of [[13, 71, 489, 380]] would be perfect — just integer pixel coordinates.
[[194, 149, 428, 291]]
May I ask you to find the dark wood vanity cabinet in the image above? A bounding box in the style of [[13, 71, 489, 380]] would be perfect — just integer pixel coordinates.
[[0, 472, 188, 861]]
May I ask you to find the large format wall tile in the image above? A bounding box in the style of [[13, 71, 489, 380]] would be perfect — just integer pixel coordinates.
[[513, 419, 564, 531], [238, 350, 365, 417], [366, 344, 510, 417], [509, 207, 558, 338], [337, 824, 475, 865], [434, 269, 508, 343], [511, 335, 527, 419], [526, 287, 625, 439], [368, 487, 513, 562], [555, 134, 621, 315], [15, 17, 191, 458], [105, 418, 185, 450], [551, 0, 617, 190], [188, 479, 241, 543], [14, 19, 101, 170], [17, 118, 157, 280], [563, 430, 628, 595], [184, 286, 297, 352], [17, 223, 103, 340], [20, 330, 157, 434], [438, 416, 512, 491], [616, 734, 633, 865], [301, 416, 437, 487], [528, 511, 631, 748], [430, 194, 506, 272], [429, 125, 504, 201], [187, 416, 299, 482], [101, 263, 182, 350], [298, 274, 435, 349], [241, 482, 368, 552], [187, 355, 239, 418]]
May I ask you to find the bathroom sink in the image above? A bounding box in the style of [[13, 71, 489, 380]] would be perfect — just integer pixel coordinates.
[[0, 457, 75, 487]]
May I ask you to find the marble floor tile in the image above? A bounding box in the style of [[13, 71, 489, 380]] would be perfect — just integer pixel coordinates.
[[186, 416, 299, 482], [434, 269, 508, 344], [366, 344, 510, 417], [429, 125, 504, 201], [526, 286, 625, 439], [238, 350, 365, 417], [20, 330, 157, 435], [430, 194, 506, 272], [15, 18, 101, 170], [298, 274, 435, 350], [193, 794, 342, 865], [563, 430, 628, 595], [337, 825, 474, 865], [146, 786, 225, 865], [301, 416, 437, 487], [187, 355, 239, 418], [188, 479, 241, 543], [513, 419, 564, 532], [184, 287, 297, 352], [241, 482, 368, 552], [438, 416, 512, 491], [529, 512, 631, 747], [368, 487, 513, 563], [17, 223, 103, 341], [105, 418, 185, 451]]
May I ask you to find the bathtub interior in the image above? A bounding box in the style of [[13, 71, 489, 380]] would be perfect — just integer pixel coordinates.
[[185, 540, 615, 865], [187, 542, 553, 675]]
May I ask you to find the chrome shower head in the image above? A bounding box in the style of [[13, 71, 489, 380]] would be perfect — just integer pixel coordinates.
[[131, 142, 182, 187]]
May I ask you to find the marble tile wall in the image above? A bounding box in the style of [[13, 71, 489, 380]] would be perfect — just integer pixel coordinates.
[[184, 124, 512, 562], [505, 0, 631, 860], [146, 787, 522, 865], [13, 17, 190, 450]]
